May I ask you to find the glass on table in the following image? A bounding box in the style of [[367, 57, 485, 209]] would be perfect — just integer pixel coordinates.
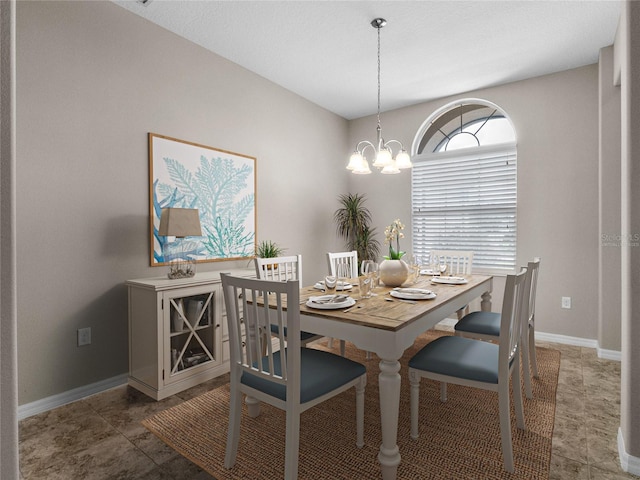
[[358, 274, 372, 298], [361, 260, 379, 294], [405, 265, 420, 285], [335, 263, 351, 291], [428, 254, 440, 277], [324, 275, 337, 295], [438, 256, 448, 276], [406, 254, 422, 284]]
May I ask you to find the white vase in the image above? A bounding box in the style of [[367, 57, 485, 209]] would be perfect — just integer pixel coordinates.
[[379, 259, 410, 287]]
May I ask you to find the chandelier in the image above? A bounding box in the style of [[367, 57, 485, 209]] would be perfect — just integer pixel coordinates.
[[347, 18, 412, 175]]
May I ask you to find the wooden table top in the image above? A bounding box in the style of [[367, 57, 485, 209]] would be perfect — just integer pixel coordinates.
[[299, 274, 492, 332]]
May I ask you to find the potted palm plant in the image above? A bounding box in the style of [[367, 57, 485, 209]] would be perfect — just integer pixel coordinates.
[[334, 193, 380, 272]]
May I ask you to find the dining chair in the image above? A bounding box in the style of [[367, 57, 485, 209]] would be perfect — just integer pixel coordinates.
[[255, 254, 303, 282], [430, 249, 474, 319], [326, 251, 371, 358], [408, 267, 529, 473], [254, 255, 323, 347], [327, 250, 359, 277], [454, 257, 541, 399], [220, 273, 367, 479]]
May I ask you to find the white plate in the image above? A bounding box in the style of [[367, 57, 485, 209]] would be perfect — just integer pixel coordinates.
[[313, 281, 353, 291], [390, 288, 436, 300], [420, 269, 436, 276], [306, 295, 356, 310], [431, 276, 468, 285]]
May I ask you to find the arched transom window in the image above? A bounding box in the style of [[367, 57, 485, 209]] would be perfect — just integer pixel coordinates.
[[411, 100, 517, 273]]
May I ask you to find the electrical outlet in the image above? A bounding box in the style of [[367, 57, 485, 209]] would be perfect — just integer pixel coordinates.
[[561, 297, 572, 309], [77, 327, 91, 346]]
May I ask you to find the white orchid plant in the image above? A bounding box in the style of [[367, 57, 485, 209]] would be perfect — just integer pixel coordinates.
[[384, 219, 406, 260]]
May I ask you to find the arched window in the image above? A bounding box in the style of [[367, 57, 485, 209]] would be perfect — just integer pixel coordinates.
[[411, 100, 517, 273]]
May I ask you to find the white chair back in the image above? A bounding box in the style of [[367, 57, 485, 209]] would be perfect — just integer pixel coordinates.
[[254, 254, 302, 283], [499, 266, 529, 378], [527, 258, 541, 327], [221, 274, 301, 396], [327, 251, 358, 278], [430, 250, 473, 275]]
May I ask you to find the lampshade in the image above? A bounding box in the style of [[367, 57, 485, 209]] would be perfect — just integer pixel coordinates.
[[372, 148, 393, 168], [380, 161, 400, 175], [347, 151, 364, 170], [158, 208, 202, 238], [353, 155, 372, 174], [395, 150, 413, 169]]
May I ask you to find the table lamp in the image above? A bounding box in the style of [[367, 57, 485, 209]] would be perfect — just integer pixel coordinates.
[[158, 208, 202, 279]]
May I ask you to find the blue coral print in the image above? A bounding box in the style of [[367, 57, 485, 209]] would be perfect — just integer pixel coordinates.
[[151, 135, 255, 264]]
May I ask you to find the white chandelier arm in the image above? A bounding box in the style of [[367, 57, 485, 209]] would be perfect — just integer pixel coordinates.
[[382, 139, 405, 151], [356, 140, 376, 153], [383, 139, 412, 169]]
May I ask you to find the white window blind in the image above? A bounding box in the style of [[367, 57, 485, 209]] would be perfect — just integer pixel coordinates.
[[411, 144, 517, 273]]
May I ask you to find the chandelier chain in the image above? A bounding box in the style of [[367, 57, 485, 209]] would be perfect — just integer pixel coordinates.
[[377, 24, 381, 128]]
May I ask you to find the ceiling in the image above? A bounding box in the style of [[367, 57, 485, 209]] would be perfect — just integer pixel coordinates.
[[113, 0, 622, 120]]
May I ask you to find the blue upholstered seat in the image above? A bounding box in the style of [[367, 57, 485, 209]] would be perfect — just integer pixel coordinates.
[[409, 336, 500, 384], [454, 311, 501, 337], [270, 324, 320, 343], [243, 348, 366, 403]]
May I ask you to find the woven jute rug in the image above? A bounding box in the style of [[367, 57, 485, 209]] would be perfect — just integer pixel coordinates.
[[143, 330, 560, 479]]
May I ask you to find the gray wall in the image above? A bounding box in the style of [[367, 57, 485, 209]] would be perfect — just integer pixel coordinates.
[[16, 1, 348, 405], [348, 65, 604, 345]]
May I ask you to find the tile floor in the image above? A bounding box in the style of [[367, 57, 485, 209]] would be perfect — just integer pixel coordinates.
[[18, 335, 638, 480]]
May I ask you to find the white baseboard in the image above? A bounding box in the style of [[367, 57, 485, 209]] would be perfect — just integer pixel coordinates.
[[618, 428, 640, 475], [534, 331, 599, 349], [598, 347, 622, 361], [534, 331, 621, 361], [18, 374, 128, 420]]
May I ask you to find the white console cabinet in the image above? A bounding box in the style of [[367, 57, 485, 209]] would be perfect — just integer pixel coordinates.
[[126, 269, 253, 400]]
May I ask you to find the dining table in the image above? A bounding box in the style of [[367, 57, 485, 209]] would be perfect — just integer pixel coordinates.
[[298, 273, 493, 480]]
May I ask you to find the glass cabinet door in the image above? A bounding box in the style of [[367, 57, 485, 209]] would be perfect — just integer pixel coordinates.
[[164, 286, 220, 382]]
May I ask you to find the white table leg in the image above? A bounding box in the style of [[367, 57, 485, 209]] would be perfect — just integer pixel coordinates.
[[481, 290, 492, 311], [377, 358, 402, 480]]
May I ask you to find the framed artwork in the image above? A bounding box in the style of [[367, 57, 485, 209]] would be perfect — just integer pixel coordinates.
[[149, 133, 256, 266]]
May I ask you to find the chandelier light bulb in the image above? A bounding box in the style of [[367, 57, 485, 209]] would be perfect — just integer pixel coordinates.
[[373, 148, 393, 168], [380, 160, 400, 175], [347, 151, 364, 170], [353, 158, 372, 174], [395, 150, 413, 169]]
